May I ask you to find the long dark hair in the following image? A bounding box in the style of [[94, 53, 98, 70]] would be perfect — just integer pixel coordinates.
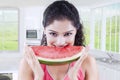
[[41, 0, 85, 46]]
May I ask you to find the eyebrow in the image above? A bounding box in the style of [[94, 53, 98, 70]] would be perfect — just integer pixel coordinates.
[[48, 30, 58, 33], [48, 30, 74, 33]]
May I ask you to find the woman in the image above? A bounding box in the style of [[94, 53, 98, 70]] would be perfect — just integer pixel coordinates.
[[18, 0, 99, 80]]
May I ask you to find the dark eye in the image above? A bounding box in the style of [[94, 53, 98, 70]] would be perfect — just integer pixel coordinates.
[[49, 32, 57, 37], [64, 33, 72, 37]]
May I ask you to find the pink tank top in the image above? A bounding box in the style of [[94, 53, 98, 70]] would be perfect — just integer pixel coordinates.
[[41, 62, 85, 80]]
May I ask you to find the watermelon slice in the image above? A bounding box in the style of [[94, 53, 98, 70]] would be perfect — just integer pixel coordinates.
[[31, 46, 85, 65]]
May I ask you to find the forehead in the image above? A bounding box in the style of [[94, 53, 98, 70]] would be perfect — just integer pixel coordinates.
[[45, 19, 76, 33]]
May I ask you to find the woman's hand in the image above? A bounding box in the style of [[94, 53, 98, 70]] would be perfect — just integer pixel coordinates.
[[24, 45, 44, 80], [68, 46, 89, 80]]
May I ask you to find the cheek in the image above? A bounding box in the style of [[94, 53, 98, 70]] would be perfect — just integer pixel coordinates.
[[46, 34, 76, 46], [47, 37, 75, 46], [66, 36, 75, 45], [46, 35, 55, 46]]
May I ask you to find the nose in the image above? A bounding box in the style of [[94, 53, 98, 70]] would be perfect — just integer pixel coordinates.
[[55, 36, 66, 47]]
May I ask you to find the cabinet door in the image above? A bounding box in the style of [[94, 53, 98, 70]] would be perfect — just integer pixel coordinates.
[[98, 64, 106, 80], [98, 64, 120, 80]]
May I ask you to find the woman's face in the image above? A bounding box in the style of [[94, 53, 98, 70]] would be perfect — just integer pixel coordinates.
[[44, 19, 77, 47]]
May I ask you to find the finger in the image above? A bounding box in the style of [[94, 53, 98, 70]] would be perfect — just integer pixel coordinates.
[[68, 56, 87, 80], [24, 45, 29, 57], [27, 47, 35, 61], [73, 47, 88, 71], [23, 46, 44, 77], [24, 46, 29, 60], [76, 46, 89, 64], [25, 46, 35, 60], [75, 48, 88, 65], [25, 46, 40, 68], [28, 47, 39, 64], [24, 47, 32, 62], [68, 47, 87, 79]]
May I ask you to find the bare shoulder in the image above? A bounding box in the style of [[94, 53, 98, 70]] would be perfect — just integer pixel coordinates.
[[82, 54, 98, 71], [82, 54, 99, 80], [84, 55, 97, 67]]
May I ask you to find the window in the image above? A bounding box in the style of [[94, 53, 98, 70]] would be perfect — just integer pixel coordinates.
[[90, 3, 120, 53], [0, 9, 19, 51], [105, 3, 120, 52], [79, 8, 91, 45], [94, 8, 102, 49], [81, 3, 120, 53]]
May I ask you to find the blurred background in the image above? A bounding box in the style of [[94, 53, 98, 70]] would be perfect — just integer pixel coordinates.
[[0, 0, 120, 80]]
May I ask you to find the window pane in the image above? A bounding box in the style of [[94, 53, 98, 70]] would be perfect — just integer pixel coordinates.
[[3, 10, 18, 22], [93, 3, 120, 52], [0, 11, 3, 22], [3, 40, 18, 50], [3, 23, 18, 50], [106, 17, 110, 51], [0, 9, 18, 51], [80, 9, 91, 45], [105, 3, 120, 52], [3, 23, 18, 40], [84, 21, 90, 45], [0, 23, 3, 50], [111, 16, 115, 51], [94, 9, 102, 49]]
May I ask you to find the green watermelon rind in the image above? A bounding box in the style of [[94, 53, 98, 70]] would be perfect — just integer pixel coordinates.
[[38, 58, 78, 65], [37, 47, 85, 65]]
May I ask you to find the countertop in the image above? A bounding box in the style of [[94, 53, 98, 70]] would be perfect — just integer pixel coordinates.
[[0, 53, 22, 72], [0, 50, 120, 72], [89, 49, 120, 71]]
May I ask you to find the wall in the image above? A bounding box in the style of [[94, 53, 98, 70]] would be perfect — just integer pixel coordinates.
[[19, 6, 46, 52]]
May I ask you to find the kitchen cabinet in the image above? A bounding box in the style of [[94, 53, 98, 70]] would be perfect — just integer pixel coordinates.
[[98, 63, 120, 80]]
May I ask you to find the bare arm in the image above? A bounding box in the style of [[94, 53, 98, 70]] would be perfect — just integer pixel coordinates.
[[68, 47, 88, 80], [84, 55, 99, 80], [18, 58, 33, 80], [18, 46, 44, 80]]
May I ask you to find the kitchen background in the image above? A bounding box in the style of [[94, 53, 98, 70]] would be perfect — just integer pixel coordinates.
[[0, 0, 120, 80]]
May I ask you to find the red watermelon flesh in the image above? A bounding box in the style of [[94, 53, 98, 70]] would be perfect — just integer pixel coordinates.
[[31, 46, 84, 65]]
